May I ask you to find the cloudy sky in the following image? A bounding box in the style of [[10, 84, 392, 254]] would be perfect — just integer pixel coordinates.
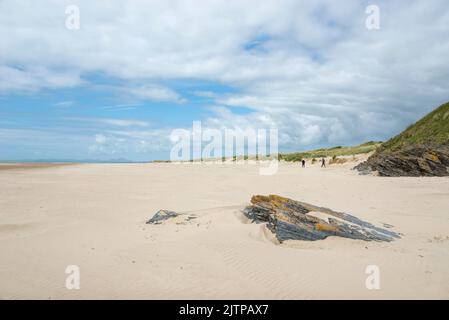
[[0, 0, 448, 161]]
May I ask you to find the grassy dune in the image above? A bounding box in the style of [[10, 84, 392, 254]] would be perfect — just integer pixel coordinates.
[[375, 102, 449, 155]]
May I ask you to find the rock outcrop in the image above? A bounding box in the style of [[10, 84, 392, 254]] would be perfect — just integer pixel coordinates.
[[355, 102, 449, 177], [243, 195, 400, 242], [355, 144, 449, 177]]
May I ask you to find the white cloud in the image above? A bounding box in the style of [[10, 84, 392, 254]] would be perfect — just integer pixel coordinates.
[[100, 118, 149, 127], [0, 66, 82, 94], [54, 100, 75, 107], [119, 85, 184, 103], [95, 134, 107, 144], [67, 117, 150, 127], [88, 128, 173, 156], [1, 0, 449, 152]]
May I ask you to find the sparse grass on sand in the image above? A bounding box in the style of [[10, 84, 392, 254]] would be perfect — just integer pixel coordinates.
[[152, 141, 381, 163], [279, 141, 382, 162]]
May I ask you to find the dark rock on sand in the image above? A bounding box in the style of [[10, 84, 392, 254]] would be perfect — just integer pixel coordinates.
[[243, 195, 400, 243], [355, 102, 449, 177], [146, 210, 179, 224], [355, 144, 449, 177]]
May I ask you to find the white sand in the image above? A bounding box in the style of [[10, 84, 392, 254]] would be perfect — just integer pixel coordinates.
[[1, 159, 449, 299]]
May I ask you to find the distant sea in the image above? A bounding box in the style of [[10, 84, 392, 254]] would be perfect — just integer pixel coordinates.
[[0, 159, 151, 164]]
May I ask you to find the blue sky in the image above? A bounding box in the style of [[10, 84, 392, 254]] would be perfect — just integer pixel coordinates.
[[1, 0, 448, 161], [0, 77, 242, 160]]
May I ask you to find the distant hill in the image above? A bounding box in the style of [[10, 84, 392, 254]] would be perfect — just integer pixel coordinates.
[[356, 102, 449, 176]]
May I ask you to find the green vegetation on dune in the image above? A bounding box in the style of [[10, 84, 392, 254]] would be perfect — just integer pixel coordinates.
[[356, 102, 449, 176], [377, 102, 449, 154], [279, 141, 382, 162], [156, 141, 381, 163]]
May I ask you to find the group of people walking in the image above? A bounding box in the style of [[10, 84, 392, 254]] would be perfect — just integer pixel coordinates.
[[301, 158, 325, 168]]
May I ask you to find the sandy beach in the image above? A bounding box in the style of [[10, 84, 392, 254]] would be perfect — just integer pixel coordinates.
[[1, 159, 449, 299]]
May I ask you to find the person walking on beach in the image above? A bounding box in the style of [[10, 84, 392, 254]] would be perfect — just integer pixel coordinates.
[[301, 159, 305, 168], [321, 158, 326, 168]]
